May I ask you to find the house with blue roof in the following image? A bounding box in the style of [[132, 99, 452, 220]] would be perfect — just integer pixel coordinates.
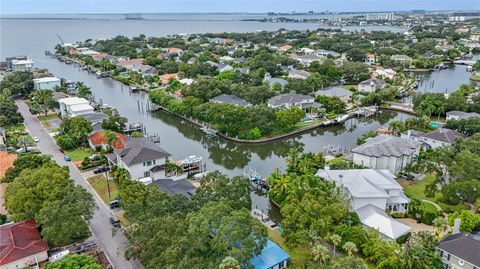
[[250, 239, 290, 269]]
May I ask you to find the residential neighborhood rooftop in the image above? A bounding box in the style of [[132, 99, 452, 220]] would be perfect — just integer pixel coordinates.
[[352, 134, 420, 157], [422, 128, 465, 144], [438, 232, 480, 266], [114, 137, 171, 166]]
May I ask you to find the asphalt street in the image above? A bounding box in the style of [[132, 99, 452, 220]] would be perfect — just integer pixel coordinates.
[[15, 100, 142, 269]]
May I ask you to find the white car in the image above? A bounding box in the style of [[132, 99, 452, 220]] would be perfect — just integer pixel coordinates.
[[33, 136, 40, 142]]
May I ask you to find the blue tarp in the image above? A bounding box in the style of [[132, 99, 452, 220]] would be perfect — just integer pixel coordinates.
[[250, 239, 290, 269]]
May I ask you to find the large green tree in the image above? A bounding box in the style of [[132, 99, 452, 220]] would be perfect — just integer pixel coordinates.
[[5, 164, 96, 245], [46, 254, 102, 269], [2, 153, 53, 182]]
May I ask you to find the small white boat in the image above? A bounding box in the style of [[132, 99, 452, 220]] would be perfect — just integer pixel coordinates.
[[466, 65, 473, 72], [96, 71, 102, 78], [182, 155, 203, 165], [49, 250, 70, 262]]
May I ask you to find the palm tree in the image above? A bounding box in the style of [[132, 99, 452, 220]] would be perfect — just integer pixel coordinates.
[[435, 102, 445, 122], [104, 130, 121, 151], [432, 217, 447, 238], [76, 82, 92, 99], [311, 244, 331, 266], [343, 242, 358, 256], [330, 234, 342, 258], [219, 256, 240, 269], [388, 120, 404, 136]]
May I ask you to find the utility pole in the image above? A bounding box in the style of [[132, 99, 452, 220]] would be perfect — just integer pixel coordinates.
[[105, 167, 111, 199]]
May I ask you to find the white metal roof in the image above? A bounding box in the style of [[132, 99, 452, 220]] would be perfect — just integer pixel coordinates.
[[356, 204, 412, 240], [69, 103, 94, 112], [58, 97, 90, 106], [33, 77, 60, 83]]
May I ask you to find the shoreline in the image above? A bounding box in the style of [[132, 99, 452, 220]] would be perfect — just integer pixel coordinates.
[[54, 54, 411, 144]]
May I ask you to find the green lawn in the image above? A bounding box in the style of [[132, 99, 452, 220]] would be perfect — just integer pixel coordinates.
[[64, 148, 93, 162], [400, 174, 468, 213], [327, 156, 346, 165], [340, 84, 356, 91], [268, 229, 310, 266], [295, 120, 321, 129], [37, 114, 59, 121], [400, 174, 442, 202], [87, 175, 118, 204]]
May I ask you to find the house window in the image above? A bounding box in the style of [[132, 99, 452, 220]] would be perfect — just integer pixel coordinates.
[[143, 171, 150, 177]]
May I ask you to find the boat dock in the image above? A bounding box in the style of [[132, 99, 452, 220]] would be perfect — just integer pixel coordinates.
[[176, 155, 207, 175], [243, 168, 269, 191], [251, 208, 277, 230]]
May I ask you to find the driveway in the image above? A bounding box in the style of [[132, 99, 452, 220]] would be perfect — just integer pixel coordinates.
[[15, 100, 142, 269]]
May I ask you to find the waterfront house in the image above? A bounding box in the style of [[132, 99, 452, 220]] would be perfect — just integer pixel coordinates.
[[88, 130, 128, 151], [159, 73, 179, 85], [365, 53, 376, 64], [374, 67, 396, 80], [437, 231, 480, 269], [351, 134, 421, 174], [263, 73, 288, 89], [210, 94, 252, 107], [11, 59, 35, 72], [357, 78, 388, 93], [250, 239, 290, 269], [391, 54, 414, 63], [5, 55, 28, 69], [314, 86, 352, 103], [420, 128, 465, 149], [446, 111, 480, 121], [316, 168, 412, 240], [33, 77, 61, 90], [288, 69, 311, 80], [151, 178, 197, 199], [0, 219, 49, 269], [58, 97, 94, 117], [267, 93, 318, 111], [111, 137, 171, 180]]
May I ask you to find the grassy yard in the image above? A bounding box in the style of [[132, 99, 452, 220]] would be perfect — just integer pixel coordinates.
[[400, 174, 468, 213], [87, 175, 118, 204], [268, 229, 310, 266], [37, 114, 59, 121], [64, 148, 93, 162], [295, 120, 321, 129]]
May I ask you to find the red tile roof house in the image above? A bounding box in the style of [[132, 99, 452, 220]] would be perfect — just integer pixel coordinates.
[[0, 219, 49, 269], [88, 130, 128, 151]]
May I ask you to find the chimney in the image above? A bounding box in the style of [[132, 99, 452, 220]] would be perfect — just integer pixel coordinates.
[[452, 218, 461, 234]]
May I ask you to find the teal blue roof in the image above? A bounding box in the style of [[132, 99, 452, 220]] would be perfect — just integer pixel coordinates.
[[250, 239, 290, 269]]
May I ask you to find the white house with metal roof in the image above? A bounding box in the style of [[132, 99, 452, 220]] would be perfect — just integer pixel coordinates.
[[57, 97, 94, 117], [316, 168, 412, 240], [445, 110, 480, 121], [267, 93, 318, 111], [33, 77, 61, 90], [351, 134, 421, 174]]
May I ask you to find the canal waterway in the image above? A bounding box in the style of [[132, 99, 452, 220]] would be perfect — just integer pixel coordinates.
[[1, 15, 472, 219]]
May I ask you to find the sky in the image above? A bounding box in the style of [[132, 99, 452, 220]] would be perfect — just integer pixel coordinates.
[[1, 0, 479, 14]]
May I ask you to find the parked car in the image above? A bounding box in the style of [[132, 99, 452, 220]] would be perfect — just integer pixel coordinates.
[[109, 216, 121, 227], [33, 136, 40, 142], [109, 200, 120, 209], [93, 166, 109, 174], [64, 156, 71, 162]]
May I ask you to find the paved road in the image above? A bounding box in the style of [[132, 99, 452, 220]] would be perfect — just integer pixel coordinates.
[[15, 100, 142, 269]]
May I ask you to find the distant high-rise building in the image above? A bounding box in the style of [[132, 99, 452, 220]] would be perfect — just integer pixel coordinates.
[[366, 13, 395, 21]]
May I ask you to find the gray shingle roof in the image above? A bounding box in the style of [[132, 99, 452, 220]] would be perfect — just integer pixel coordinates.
[[315, 86, 352, 98], [438, 232, 480, 266], [114, 138, 170, 166], [267, 93, 313, 106], [446, 110, 480, 120], [422, 128, 465, 144], [352, 134, 420, 157], [359, 78, 387, 87], [210, 94, 251, 107], [151, 179, 196, 198]]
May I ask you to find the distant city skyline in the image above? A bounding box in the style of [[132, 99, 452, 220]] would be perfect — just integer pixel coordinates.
[[1, 0, 479, 15]]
